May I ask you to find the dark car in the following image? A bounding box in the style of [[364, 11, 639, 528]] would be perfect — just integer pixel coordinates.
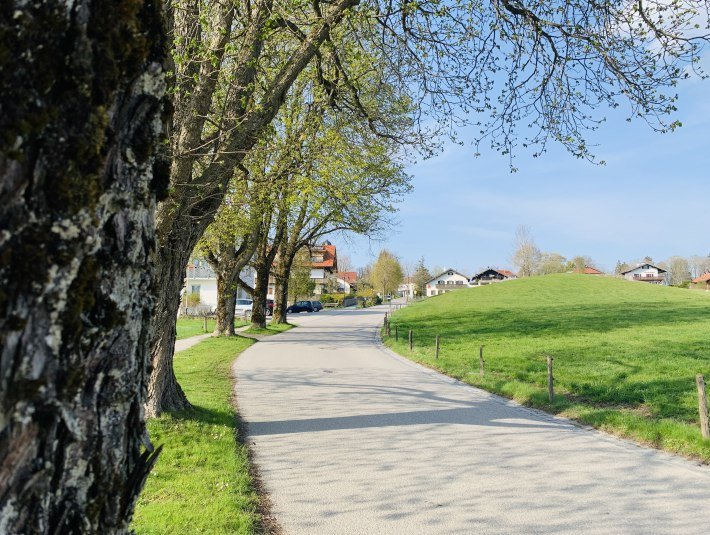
[[287, 300, 314, 313], [310, 300, 323, 312]]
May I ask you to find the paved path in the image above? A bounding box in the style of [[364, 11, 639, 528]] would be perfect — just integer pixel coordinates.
[[174, 333, 212, 353], [234, 307, 710, 534]]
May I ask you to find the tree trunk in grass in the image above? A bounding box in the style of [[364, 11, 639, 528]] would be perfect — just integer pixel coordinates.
[[215, 274, 238, 336], [0, 1, 167, 531], [273, 251, 296, 324]]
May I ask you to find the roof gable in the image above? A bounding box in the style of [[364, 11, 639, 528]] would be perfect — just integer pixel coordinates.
[[426, 269, 469, 284]]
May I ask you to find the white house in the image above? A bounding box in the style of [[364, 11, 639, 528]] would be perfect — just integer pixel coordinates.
[[425, 269, 469, 297], [183, 260, 255, 313], [397, 277, 416, 299], [620, 263, 668, 285], [336, 271, 357, 293]]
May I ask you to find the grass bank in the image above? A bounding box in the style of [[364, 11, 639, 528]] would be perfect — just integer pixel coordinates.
[[385, 274, 710, 461], [243, 322, 294, 336], [176, 317, 249, 340], [133, 337, 261, 534]]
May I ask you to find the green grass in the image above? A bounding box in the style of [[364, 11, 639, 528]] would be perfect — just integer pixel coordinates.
[[133, 337, 260, 534], [242, 322, 294, 336], [176, 318, 249, 340], [385, 274, 710, 461]]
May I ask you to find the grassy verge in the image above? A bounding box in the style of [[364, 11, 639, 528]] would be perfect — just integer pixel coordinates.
[[384, 274, 710, 461], [176, 318, 249, 340], [133, 337, 260, 534], [242, 322, 294, 336]]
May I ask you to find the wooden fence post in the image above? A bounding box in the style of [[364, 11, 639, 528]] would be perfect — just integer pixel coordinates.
[[395, 324, 398, 341], [203, 315, 208, 333], [435, 335, 440, 359], [408, 329, 413, 351], [479, 345, 484, 378], [546, 356, 554, 402], [697, 374, 710, 439], [386, 318, 391, 336]]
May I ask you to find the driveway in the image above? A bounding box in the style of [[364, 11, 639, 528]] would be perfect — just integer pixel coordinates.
[[234, 306, 710, 534]]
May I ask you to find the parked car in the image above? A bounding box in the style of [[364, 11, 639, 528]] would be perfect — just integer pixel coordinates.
[[265, 299, 274, 316], [234, 299, 253, 316], [310, 300, 323, 311], [287, 301, 314, 313]]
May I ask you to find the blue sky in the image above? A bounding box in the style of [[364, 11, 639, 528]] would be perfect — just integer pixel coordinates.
[[343, 74, 710, 276]]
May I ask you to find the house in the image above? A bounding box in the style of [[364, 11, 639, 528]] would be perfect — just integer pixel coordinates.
[[577, 266, 604, 275], [425, 269, 469, 297], [397, 276, 416, 299], [470, 268, 517, 286], [310, 241, 338, 294], [621, 263, 668, 285], [336, 271, 357, 293], [692, 272, 710, 290], [183, 259, 255, 313]]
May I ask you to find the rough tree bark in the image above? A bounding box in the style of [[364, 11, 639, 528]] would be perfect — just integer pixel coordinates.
[[0, 1, 167, 532]]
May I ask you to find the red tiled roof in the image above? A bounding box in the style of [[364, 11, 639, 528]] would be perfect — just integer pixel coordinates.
[[311, 244, 337, 268], [337, 271, 357, 283], [579, 266, 603, 275], [497, 269, 517, 278], [692, 273, 710, 283]]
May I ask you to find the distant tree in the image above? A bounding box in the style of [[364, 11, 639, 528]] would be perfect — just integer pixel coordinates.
[[666, 256, 692, 286], [615, 260, 630, 276], [572, 256, 587, 273], [338, 255, 354, 274], [537, 253, 568, 275], [371, 250, 404, 297], [511, 226, 541, 277], [688, 255, 710, 279], [412, 258, 433, 297], [643, 256, 654, 264], [288, 249, 316, 301]]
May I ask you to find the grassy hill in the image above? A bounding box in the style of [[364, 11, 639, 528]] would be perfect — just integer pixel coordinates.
[[385, 274, 710, 460]]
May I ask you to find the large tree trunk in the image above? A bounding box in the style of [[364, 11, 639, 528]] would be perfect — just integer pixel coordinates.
[[251, 260, 270, 329], [214, 271, 237, 336], [146, 241, 192, 417], [273, 255, 295, 324], [0, 1, 167, 532]]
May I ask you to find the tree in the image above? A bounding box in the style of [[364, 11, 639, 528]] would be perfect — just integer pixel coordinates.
[[338, 255, 354, 274], [371, 250, 404, 297], [511, 226, 541, 277], [666, 256, 692, 286], [412, 258, 433, 297], [288, 248, 316, 301], [615, 260, 630, 276], [537, 252, 568, 275], [149, 0, 710, 415], [688, 255, 710, 279], [572, 256, 587, 273], [1, 2, 166, 531]]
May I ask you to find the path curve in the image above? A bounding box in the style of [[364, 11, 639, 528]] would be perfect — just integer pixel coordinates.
[[234, 306, 710, 534]]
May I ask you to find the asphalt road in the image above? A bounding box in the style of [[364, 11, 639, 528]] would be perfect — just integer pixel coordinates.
[[233, 306, 710, 534]]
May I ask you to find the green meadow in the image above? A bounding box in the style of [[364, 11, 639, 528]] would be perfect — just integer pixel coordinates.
[[386, 274, 710, 460]]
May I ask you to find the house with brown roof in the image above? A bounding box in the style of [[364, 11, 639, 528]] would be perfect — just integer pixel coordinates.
[[576, 266, 604, 275], [470, 268, 517, 286], [310, 241, 338, 294], [692, 272, 710, 290], [336, 271, 357, 293]]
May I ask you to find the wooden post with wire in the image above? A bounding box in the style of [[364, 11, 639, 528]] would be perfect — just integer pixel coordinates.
[[697, 374, 710, 439], [395, 324, 398, 341], [479, 345, 485, 378], [408, 329, 413, 351], [435, 335, 440, 359], [546, 356, 554, 402]]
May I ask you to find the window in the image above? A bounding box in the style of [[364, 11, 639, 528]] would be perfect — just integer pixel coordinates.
[[191, 285, 201, 295]]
